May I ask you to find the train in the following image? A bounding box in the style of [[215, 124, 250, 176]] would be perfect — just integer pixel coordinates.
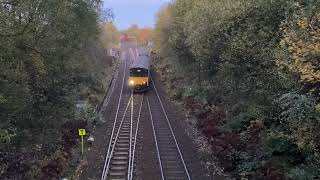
[[128, 48, 151, 92]]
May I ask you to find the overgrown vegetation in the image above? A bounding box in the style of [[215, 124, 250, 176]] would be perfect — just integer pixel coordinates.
[[153, 0, 320, 179], [101, 22, 121, 49], [124, 24, 153, 46], [0, 0, 114, 179]]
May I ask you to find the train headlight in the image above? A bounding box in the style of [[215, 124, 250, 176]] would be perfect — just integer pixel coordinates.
[[129, 80, 135, 85], [143, 81, 146, 84]]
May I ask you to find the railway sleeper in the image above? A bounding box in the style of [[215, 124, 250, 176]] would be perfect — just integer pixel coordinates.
[[112, 156, 129, 160], [114, 151, 129, 155], [115, 143, 129, 147], [160, 156, 181, 161], [116, 140, 130, 144], [156, 137, 174, 141], [109, 171, 127, 176], [110, 166, 127, 171], [120, 130, 130, 133], [161, 161, 183, 166], [158, 145, 177, 150], [164, 170, 186, 175], [111, 160, 127, 165], [109, 178, 126, 180], [118, 133, 130, 138], [114, 147, 129, 151], [114, 136, 130, 140]]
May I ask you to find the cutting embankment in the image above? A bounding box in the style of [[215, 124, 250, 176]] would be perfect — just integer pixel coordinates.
[[0, 1, 115, 179], [153, 0, 320, 179]]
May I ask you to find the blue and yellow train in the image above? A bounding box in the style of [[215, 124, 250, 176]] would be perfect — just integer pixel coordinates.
[[128, 49, 150, 92]]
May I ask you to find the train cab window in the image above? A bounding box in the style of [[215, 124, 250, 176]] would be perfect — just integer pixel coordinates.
[[130, 68, 148, 77]]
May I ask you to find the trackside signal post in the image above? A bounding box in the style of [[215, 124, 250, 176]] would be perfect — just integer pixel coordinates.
[[78, 129, 86, 155]]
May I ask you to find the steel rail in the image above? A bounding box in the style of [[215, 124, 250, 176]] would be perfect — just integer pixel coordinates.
[[101, 56, 121, 110], [101, 54, 127, 180], [129, 94, 144, 180], [103, 94, 133, 179], [101, 93, 143, 180], [127, 91, 134, 180], [150, 77, 191, 180], [101, 95, 132, 179], [147, 97, 165, 180]]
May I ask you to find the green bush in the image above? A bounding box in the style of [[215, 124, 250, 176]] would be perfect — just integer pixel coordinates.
[[288, 167, 314, 180], [275, 93, 320, 152], [238, 161, 258, 176], [268, 136, 300, 157], [226, 108, 264, 132]]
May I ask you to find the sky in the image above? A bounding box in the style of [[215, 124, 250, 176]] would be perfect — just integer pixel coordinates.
[[103, 0, 170, 30]]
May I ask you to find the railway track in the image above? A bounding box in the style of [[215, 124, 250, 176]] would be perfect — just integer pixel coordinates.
[[99, 50, 193, 180], [101, 51, 144, 180], [101, 79, 192, 179], [101, 94, 144, 180], [147, 78, 191, 180]]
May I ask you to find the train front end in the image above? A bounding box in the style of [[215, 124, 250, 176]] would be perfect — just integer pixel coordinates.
[[128, 68, 149, 92]]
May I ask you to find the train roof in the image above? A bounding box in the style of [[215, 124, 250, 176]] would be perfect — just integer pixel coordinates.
[[130, 55, 150, 70]]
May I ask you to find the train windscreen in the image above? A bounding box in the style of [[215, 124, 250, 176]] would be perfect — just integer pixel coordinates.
[[130, 68, 148, 77]]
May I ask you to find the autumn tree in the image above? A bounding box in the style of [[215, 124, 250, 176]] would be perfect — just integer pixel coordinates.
[[153, 0, 320, 179], [101, 22, 121, 49], [139, 27, 153, 46], [153, 5, 172, 55], [0, 0, 114, 178], [124, 24, 153, 46]]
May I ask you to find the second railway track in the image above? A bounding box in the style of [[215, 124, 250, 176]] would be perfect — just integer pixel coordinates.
[[146, 78, 191, 180]]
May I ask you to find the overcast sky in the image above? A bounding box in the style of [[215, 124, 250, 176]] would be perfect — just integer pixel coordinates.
[[103, 0, 170, 30]]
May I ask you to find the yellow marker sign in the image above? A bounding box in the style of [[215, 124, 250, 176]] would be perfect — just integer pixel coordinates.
[[79, 129, 86, 136], [78, 129, 86, 155]]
